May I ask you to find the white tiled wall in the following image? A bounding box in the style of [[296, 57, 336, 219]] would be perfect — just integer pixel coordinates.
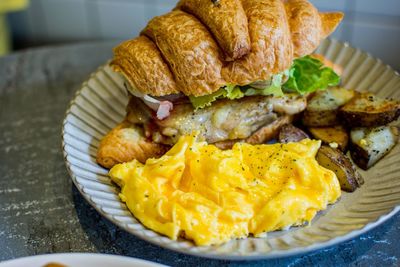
[[7, 0, 400, 70], [96, 1, 152, 38], [42, 0, 90, 39]]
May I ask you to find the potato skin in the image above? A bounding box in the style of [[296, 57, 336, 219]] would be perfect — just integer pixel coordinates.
[[278, 124, 309, 143], [302, 87, 356, 127], [349, 126, 399, 170], [303, 109, 339, 127], [308, 125, 348, 152], [349, 144, 370, 171], [339, 93, 400, 127], [340, 109, 400, 128], [316, 145, 361, 192]]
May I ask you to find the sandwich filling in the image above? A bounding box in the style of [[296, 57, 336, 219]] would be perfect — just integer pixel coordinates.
[[124, 56, 340, 147], [189, 56, 340, 109], [126, 94, 306, 146]]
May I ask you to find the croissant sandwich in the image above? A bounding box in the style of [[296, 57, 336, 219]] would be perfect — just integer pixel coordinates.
[[97, 0, 344, 168]]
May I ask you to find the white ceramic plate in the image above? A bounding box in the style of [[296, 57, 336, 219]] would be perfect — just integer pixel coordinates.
[[62, 39, 400, 260], [0, 253, 165, 267]]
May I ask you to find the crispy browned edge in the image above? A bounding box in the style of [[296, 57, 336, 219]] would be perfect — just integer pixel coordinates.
[[308, 125, 349, 152], [339, 93, 400, 127], [278, 124, 310, 143], [303, 109, 340, 127], [96, 121, 170, 169], [316, 145, 361, 192], [349, 127, 399, 170]]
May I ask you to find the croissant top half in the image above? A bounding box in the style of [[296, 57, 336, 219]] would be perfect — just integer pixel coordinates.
[[111, 0, 343, 97]]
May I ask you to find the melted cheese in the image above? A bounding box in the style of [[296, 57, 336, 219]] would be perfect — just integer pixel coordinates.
[[109, 135, 341, 246]]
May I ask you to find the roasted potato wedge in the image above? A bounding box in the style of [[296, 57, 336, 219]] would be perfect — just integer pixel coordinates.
[[308, 125, 349, 152], [303, 87, 356, 126], [278, 124, 309, 143], [316, 145, 363, 192], [350, 126, 399, 170], [339, 93, 400, 127]]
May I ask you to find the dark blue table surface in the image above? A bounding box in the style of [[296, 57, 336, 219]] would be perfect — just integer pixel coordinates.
[[0, 42, 399, 266]]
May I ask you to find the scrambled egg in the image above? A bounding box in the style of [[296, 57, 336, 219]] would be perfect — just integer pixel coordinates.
[[109, 135, 341, 246]]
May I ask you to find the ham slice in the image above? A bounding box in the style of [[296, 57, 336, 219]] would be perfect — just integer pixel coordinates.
[[124, 82, 173, 120], [156, 101, 173, 120]]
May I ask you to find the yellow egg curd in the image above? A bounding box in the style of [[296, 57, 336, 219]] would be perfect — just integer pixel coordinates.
[[109, 135, 341, 246]]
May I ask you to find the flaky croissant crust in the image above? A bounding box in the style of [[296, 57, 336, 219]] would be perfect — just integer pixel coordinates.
[[111, 0, 343, 97]]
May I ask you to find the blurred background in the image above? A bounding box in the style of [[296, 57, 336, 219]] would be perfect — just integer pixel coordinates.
[[1, 0, 400, 70]]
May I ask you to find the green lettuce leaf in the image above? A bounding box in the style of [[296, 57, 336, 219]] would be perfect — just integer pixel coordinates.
[[224, 84, 244, 99], [244, 71, 287, 97], [189, 84, 243, 110], [189, 56, 340, 109], [283, 56, 340, 94]]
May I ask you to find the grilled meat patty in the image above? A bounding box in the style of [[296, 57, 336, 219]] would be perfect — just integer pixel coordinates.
[[126, 94, 306, 145]]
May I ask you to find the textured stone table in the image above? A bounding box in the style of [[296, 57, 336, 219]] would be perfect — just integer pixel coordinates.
[[0, 42, 399, 266]]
